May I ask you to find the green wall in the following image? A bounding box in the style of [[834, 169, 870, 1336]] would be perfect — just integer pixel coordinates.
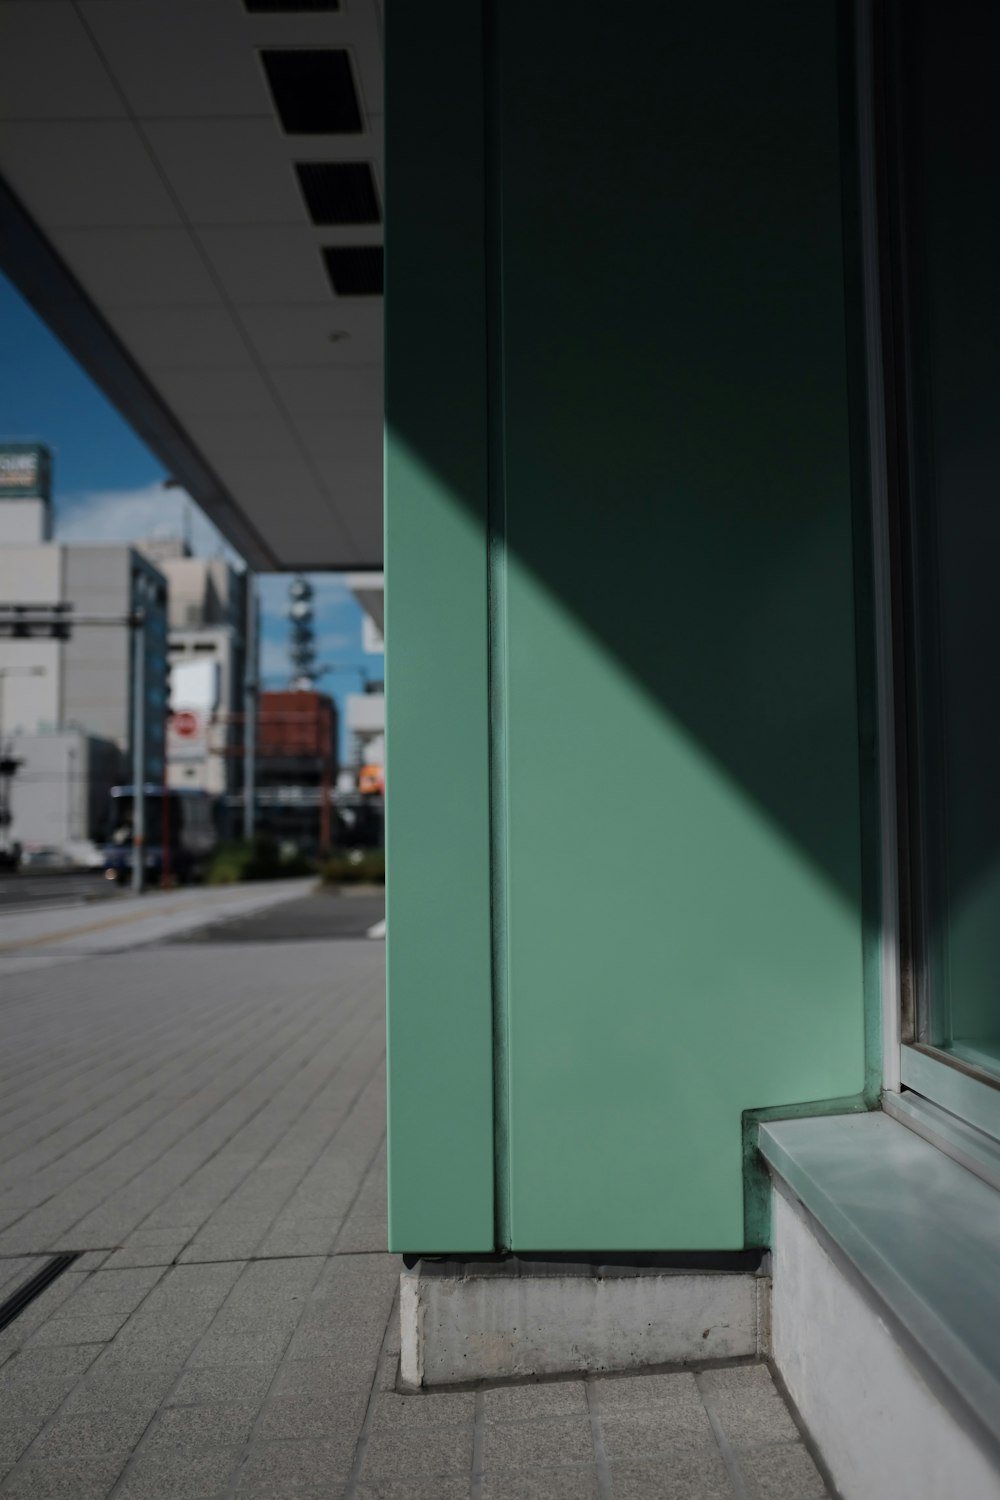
[[387, 1, 868, 1252]]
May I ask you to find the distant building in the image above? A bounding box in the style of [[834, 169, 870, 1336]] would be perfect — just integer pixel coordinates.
[[256, 689, 337, 855], [5, 728, 120, 860], [0, 443, 52, 545], [345, 572, 385, 778], [0, 484, 167, 855], [137, 538, 248, 830]]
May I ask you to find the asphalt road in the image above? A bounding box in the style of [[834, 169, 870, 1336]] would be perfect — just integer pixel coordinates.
[[0, 870, 120, 912], [173, 886, 385, 943]]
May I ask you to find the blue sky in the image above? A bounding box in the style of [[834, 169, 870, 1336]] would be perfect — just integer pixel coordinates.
[[0, 271, 382, 756]]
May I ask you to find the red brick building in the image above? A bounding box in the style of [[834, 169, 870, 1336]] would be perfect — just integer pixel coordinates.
[[256, 690, 337, 854]]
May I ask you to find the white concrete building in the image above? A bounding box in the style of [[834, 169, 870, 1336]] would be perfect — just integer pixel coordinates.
[[0, 491, 168, 856], [138, 539, 248, 818], [345, 571, 383, 773]]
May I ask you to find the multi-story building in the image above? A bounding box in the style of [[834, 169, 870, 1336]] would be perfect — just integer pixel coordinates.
[[138, 538, 248, 827], [0, 461, 167, 855], [256, 689, 337, 855]]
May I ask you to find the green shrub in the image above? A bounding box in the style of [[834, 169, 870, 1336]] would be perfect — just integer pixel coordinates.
[[319, 848, 385, 886], [205, 835, 317, 885]]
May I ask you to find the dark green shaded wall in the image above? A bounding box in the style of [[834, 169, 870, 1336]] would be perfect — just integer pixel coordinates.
[[387, 1, 868, 1252]]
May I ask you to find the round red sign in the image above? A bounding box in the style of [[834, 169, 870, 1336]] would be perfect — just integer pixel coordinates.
[[173, 710, 199, 738]]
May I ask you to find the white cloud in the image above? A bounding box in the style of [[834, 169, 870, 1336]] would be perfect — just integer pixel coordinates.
[[55, 483, 239, 564]]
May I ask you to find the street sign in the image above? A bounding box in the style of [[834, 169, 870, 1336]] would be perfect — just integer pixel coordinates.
[[173, 710, 199, 738]]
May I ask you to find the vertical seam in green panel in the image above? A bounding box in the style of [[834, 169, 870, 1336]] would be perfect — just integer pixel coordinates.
[[838, 0, 883, 1107], [484, 0, 512, 1252]]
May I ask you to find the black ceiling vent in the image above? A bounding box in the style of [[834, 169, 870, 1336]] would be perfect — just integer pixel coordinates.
[[296, 162, 380, 225], [261, 50, 362, 134], [323, 246, 384, 296], [246, 1, 340, 10]]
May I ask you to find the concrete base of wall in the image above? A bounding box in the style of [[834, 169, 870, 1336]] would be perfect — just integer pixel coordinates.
[[771, 1184, 1000, 1500], [399, 1259, 769, 1388]]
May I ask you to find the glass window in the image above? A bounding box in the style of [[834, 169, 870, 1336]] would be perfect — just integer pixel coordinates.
[[894, 0, 1000, 1078]]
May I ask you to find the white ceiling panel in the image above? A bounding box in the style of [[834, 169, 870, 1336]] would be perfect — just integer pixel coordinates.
[[152, 366, 280, 421], [237, 303, 383, 367], [314, 455, 382, 489], [79, 0, 273, 120], [342, 5, 384, 117], [107, 307, 250, 369], [341, 511, 384, 567], [0, 3, 124, 120], [216, 464, 357, 561], [274, 119, 384, 167], [291, 416, 383, 461], [270, 367, 383, 418], [143, 119, 307, 227], [0, 122, 177, 227], [193, 414, 305, 461], [49, 228, 221, 307], [196, 227, 331, 305]]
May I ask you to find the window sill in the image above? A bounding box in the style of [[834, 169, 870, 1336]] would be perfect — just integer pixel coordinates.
[[759, 1110, 1000, 1454]]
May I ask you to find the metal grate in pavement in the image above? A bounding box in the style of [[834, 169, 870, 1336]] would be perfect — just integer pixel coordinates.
[[0, 1253, 79, 1333]]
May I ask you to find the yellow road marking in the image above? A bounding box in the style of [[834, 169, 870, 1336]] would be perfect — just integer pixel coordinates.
[[0, 897, 204, 952]]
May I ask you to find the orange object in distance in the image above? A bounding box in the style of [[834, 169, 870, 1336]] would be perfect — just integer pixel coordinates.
[[358, 764, 384, 795]]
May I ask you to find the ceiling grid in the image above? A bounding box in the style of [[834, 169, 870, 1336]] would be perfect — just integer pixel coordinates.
[[0, 0, 385, 570]]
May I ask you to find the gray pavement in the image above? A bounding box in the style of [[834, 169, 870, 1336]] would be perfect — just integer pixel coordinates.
[[0, 897, 830, 1499]]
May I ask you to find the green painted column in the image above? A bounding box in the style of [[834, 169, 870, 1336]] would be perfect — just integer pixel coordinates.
[[384, 2, 494, 1252], [386, 0, 870, 1253]]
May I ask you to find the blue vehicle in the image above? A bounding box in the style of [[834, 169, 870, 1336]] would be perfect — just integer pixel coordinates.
[[102, 785, 219, 885]]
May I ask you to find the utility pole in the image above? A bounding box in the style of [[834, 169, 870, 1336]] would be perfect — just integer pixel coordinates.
[[131, 611, 146, 895], [243, 575, 257, 843]]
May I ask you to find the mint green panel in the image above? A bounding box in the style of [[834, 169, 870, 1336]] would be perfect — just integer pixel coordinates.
[[496, 3, 867, 1248], [384, 4, 494, 1251]]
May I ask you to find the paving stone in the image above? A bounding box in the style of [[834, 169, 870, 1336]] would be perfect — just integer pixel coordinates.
[[73, 1268, 164, 1307], [101, 1243, 187, 1271], [71, 1254, 111, 1272], [479, 1468, 602, 1499], [355, 1480, 469, 1500], [0, 1456, 127, 1499], [271, 1356, 370, 1403], [0, 1261, 40, 1299], [371, 1390, 476, 1430], [254, 1390, 369, 1441], [166, 1362, 275, 1409], [26, 1406, 152, 1464], [0, 1345, 102, 1416], [481, 1383, 587, 1422], [599, 1406, 716, 1460], [606, 1452, 737, 1500], [114, 1444, 242, 1499], [0, 1276, 87, 1360], [697, 1366, 800, 1446], [185, 1329, 291, 1369], [592, 1370, 704, 1415], [0, 1419, 37, 1480], [141, 1399, 259, 1452], [736, 1441, 828, 1500], [480, 1416, 594, 1473], [235, 1439, 355, 1494], [26, 1311, 130, 1347], [60, 1358, 180, 1415], [362, 1423, 474, 1479]]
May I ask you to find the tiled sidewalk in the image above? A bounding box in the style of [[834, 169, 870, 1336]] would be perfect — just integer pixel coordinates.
[[0, 916, 831, 1499]]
